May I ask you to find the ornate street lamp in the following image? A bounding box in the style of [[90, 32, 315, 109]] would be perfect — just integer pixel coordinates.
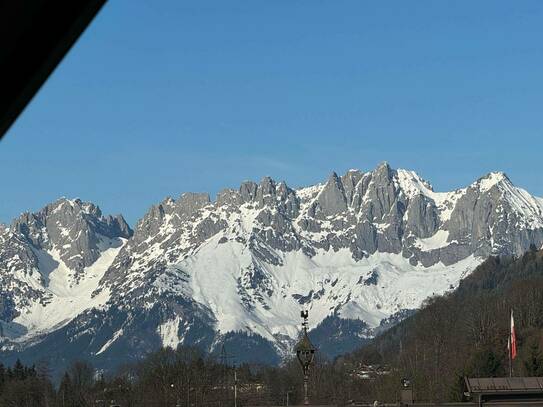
[[295, 310, 315, 405]]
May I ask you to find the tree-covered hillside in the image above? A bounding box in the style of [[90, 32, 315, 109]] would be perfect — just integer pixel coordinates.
[[348, 246, 543, 403]]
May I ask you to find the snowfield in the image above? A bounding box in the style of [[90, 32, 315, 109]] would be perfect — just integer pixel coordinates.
[[5, 237, 125, 342]]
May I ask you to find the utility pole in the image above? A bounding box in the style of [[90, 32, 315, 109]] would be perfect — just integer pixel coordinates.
[[220, 342, 237, 407], [220, 343, 228, 405], [234, 364, 238, 407], [187, 378, 190, 407]]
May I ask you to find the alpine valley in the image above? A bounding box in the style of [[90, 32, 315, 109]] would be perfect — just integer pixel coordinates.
[[1, 163, 543, 373]]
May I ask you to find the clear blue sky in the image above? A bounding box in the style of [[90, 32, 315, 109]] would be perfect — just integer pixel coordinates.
[[2, 1, 543, 225]]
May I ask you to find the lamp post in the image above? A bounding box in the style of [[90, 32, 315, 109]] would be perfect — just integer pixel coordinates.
[[295, 310, 315, 406]]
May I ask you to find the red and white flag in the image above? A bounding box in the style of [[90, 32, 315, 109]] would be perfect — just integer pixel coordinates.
[[510, 310, 517, 360]]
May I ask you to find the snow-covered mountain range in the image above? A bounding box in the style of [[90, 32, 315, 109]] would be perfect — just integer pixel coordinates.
[[1, 163, 543, 371]]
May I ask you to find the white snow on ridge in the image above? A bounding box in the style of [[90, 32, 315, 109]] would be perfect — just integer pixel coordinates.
[[296, 183, 324, 214], [478, 172, 508, 192], [396, 169, 464, 222], [10, 237, 125, 342], [296, 183, 324, 200], [501, 184, 543, 229], [396, 169, 437, 198]]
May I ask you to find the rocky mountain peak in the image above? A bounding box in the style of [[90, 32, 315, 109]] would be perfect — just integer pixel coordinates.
[[9, 198, 132, 273], [341, 170, 364, 205], [259, 176, 275, 189], [276, 181, 289, 199], [474, 171, 511, 192], [239, 180, 259, 203], [216, 188, 243, 207], [219, 177, 298, 214], [372, 161, 394, 183], [309, 172, 348, 218], [256, 176, 277, 207], [102, 214, 133, 239], [176, 193, 211, 218]]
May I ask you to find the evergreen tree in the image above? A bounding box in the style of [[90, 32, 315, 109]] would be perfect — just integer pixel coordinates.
[[5, 367, 13, 381], [36, 360, 51, 382], [12, 359, 25, 380], [0, 362, 5, 388], [24, 364, 37, 379]]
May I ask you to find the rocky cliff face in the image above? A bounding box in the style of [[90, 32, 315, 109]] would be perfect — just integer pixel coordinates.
[[1, 164, 542, 372], [10, 199, 131, 273]]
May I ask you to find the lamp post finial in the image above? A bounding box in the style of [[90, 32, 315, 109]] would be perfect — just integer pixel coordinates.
[[295, 309, 315, 405]]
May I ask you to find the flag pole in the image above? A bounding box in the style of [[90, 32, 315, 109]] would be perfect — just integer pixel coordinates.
[[508, 335, 512, 377], [509, 309, 516, 377]]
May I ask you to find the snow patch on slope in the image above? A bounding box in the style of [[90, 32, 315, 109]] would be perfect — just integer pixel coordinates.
[[157, 316, 183, 349], [11, 237, 125, 341], [179, 234, 482, 344], [415, 230, 450, 251], [96, 328, 124, 355]]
